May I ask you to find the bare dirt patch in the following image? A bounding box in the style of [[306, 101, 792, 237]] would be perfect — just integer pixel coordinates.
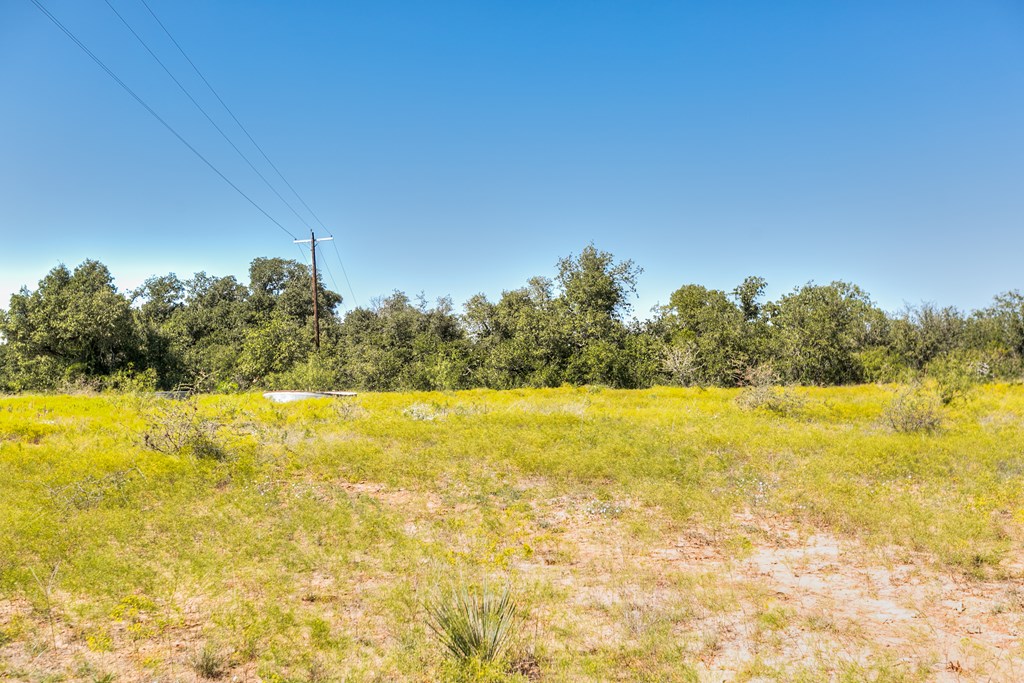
[[323, 482, 1024, 680], [727, 518, 1024, 681], [513, 496, 1024, 681]]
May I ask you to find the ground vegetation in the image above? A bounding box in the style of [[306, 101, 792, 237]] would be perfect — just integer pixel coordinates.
[[1, 386, 1023, 680]]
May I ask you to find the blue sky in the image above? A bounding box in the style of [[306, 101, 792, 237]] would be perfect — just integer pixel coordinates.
[[1, 0, 1022, 318]]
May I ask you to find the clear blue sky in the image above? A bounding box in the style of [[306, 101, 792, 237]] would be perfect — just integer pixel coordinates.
[[2, 0, 1022, 318]]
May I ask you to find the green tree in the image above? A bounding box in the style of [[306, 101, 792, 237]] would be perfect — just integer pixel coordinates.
[[887, 303, 965, 370], [163, 272, 251, 389], [131, 274, 187, 388], [769, 281, 884, 385], [962, 291, 1024, 378], [556, 245, 641, 340], [236, 317, 308, 384], [337, 292, 469, 391], [980, 291, 1024, 357], [132, 274, 185, 325], [0, 260, 140, 386], [658, 284, 745, 385], [465, 247, 648, 388], [732, 276, 767, 321], [248, 257, 341, 326], [556, 246, 643, 386], [466, 278, 569, 388]]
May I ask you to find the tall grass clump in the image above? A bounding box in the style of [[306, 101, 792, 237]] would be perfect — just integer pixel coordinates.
[[191, 641, 227, 679], [427, 584, 520, 665]]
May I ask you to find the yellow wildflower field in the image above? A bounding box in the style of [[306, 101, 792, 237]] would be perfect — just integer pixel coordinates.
[[1, 386, 1022, 681]]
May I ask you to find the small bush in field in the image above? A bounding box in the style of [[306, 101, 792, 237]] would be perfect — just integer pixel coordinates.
[[141, 397, 226, 460], [404, 402, 447, 421], [883, 387, 943, 433], [735, 365, 805, 416], [427, 583, 520, 664], [191, 641, 226, 679], [662, 344, 700, 387]]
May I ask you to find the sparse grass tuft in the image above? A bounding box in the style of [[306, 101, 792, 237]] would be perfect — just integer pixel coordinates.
[[191, 642, 227, 679]]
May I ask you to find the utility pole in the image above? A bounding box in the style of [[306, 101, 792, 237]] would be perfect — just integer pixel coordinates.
[[293, 231, 333, 350]]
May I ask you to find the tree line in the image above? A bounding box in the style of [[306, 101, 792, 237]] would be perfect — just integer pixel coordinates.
[[1, 245, 1022, 392]]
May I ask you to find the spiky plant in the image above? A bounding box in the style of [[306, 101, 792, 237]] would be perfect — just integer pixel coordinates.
[[191, 642, 226, 679], [426, 584, 519, 663]]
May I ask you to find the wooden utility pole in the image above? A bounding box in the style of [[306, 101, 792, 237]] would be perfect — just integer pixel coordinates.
[[293, 231, 333, 350]]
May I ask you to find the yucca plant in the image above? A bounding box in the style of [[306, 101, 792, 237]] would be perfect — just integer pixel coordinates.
[[426, 584, 520, 663]]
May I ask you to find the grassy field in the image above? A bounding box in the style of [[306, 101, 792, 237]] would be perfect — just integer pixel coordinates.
[[1, 385, 1023, 681]]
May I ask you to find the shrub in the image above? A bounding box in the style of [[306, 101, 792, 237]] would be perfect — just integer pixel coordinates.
[[100, 366, 158, 393], [404, 402, 448, 421], [735, 365, 806, 416], [883, 387, 943, 433], [856, 346, 912, 384], [427, 584, 520, 664], [264, 355, 343, 391], [141, 397, 226, 460], [926, 351, 988, 405], [662, 343, 701, 387], [191, 642, 227, 679], [46, 467, 141, 512]]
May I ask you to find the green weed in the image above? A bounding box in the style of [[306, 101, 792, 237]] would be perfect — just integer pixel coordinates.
[[191, 641, 227, 679]]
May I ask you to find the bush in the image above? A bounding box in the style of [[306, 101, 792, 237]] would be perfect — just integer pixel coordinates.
[[856, 347, 913, 384], [883, 387, 943, 433], [926, 351, 988, 405], [264, 355, 343, 391], [735, 365, 806, 416], [191, 641, 227, 679], [427, 584, 520, 665], [662, 343, 701, 387], [100, 366, 159, 393], [141, 397, 226, 460]]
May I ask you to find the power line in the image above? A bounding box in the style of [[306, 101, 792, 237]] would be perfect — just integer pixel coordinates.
[[327, 236, 359, 308], [28, 0, 298, 240], [294, 242, 310, 267], [135, 0, 328, 233], [101, 0, 311, 232], [133, 0, 360, 308], [314, 242, 343, 307]]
